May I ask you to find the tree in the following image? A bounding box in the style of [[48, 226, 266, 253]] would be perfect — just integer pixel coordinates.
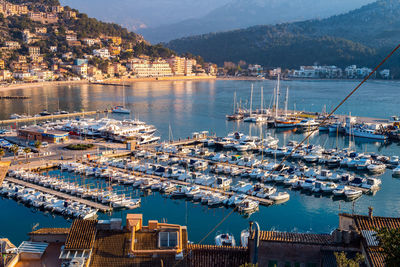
[[334, 252, 364, 267], [23, 147, 31, 163], [375, 227, 400, 267], [34, 141, 42, 152], [0, 148, 4, 160], [10, 144, 19, 161]]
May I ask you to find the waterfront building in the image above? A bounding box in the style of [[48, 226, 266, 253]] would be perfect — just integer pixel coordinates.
[[13, 71, 31, 80], [72, 64, 88, 77], [345, 65, 375, 79], [290, 65, 342, 79], [17, 126, 69, 143], [167, 56, 195, 76], [0, 70, 12, 81], [128, 58, 173, 78]]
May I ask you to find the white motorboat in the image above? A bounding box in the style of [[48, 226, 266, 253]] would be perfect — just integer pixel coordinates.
[[320, 182, 337, 193], [269, 192, 290, 202], [238, 200, 259, 213], [332, 185, 348, 196], [367, 163, 386, 174], [215, 233, 236, 247], [344, 189, 363, 200], [361, 178, 381, 190]]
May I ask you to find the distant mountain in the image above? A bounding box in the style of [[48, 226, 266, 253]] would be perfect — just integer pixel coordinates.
[[140, 0, 374, 43], [166, 0, 400, 71], [60, 0, 230, 30]]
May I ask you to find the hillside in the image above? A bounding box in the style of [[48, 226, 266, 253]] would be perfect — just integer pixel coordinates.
[[166, 0, 400, 70], [140, 0, 374, 43]]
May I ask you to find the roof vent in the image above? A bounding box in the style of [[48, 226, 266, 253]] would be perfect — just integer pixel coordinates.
[[368, 207, 374, 219]]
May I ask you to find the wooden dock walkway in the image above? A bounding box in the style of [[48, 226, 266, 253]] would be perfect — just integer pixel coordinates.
[[0, 109, 112, 125], [5, 177, 112, 212]]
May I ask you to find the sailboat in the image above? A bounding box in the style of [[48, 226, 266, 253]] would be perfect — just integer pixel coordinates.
[[274, 80, 300, 128], [112, 84, 131, 114], [226, 92, 243, 120], [39, 95, 51, 116]]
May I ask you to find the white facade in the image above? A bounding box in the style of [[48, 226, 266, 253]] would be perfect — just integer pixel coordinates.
[[93, 48, 110, 59], [128, 59, 173, 78]]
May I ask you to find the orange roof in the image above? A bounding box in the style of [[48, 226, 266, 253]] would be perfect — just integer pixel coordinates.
[[254, 231, 334, 245], [352, 214, 400, 231], [30, 228, 70, 235], [365, 247, 386, 267], [65, 220, 97, 250]]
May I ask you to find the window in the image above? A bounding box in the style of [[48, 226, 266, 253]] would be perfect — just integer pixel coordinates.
[[268, 261, 278, 267], [158, 231, 178, 248]]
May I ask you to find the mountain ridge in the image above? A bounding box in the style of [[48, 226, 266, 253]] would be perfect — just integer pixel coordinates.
[[166, 0, 400, 73]]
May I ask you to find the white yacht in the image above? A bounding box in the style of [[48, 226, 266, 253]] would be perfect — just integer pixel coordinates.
[[215, 233, 236, 247]]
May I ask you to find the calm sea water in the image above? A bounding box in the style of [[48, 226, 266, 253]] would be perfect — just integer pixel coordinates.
[[0, 79, 399, 245]]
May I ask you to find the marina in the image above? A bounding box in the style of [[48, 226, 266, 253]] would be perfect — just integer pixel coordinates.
[[0, 79, 399, 246]]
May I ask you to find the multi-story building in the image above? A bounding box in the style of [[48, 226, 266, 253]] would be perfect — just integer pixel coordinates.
[[0, 1, 28, 17], [13, 71, 31, 80], [167, 56, 196, 76], [64, 10, 77, 19], [35, 27, 47, 34], [66, 34, 77, 42], [72, 64, 88, 77], [82, 38, 100, 46], [29, 12, 58, 24], [379, 69, 390, 79], [4, 41, 21, 50], [29, 46, 40, 57], [128, 59, 173, 78], [50, 46, 57, 52], [0, 70, 12, 81], [93, 48, 111, 59], [109, 36, 122, 45], [109, 46, 121, 56], [51, 5, 64, 14], [0, 59, 4, 70]]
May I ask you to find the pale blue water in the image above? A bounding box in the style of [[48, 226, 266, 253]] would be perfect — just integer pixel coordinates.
[[0, 79, 399, 245]]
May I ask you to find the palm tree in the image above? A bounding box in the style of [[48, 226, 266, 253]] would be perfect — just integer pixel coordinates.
[[0, 148, 4, 161], [34, 141, 42, 152], [23, 147, 31, 163], [10, 144, 19, 161]]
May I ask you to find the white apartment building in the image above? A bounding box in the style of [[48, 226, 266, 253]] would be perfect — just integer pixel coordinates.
[[93, 48, 110, 59], [128, 59, 173, 78]]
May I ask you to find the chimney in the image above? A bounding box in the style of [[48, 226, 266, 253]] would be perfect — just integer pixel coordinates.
[[368, 207, 373, 219]]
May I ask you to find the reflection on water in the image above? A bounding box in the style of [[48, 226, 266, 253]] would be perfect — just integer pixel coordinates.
[[0, 79, 400, 245]]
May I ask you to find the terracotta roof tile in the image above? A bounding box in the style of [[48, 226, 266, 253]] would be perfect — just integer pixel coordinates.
[[65, 219, 97, 250], [29, 228, 70, 235], [254, 231, 334, 245], [352, 214, 400, 231], [366, 247, 386, 267]]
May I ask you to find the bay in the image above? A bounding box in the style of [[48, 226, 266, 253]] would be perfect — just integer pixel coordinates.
[[0, 79, 399, 245]]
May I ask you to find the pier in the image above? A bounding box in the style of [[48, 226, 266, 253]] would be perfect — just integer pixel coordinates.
[[0, 109, 112, 125], [5, 177, 112, 212]]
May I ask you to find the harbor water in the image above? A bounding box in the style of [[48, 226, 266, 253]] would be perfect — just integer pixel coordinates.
[[0, 79, 399, 245]]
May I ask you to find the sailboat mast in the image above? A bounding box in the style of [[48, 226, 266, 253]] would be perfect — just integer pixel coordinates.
[[285, 87, 289, 117], [275, 74, 280, 118], [272, 87, 276, 115], [233, 92, 236, 114], [260, 86, 263, 114], [250, 84, 253, 116]]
